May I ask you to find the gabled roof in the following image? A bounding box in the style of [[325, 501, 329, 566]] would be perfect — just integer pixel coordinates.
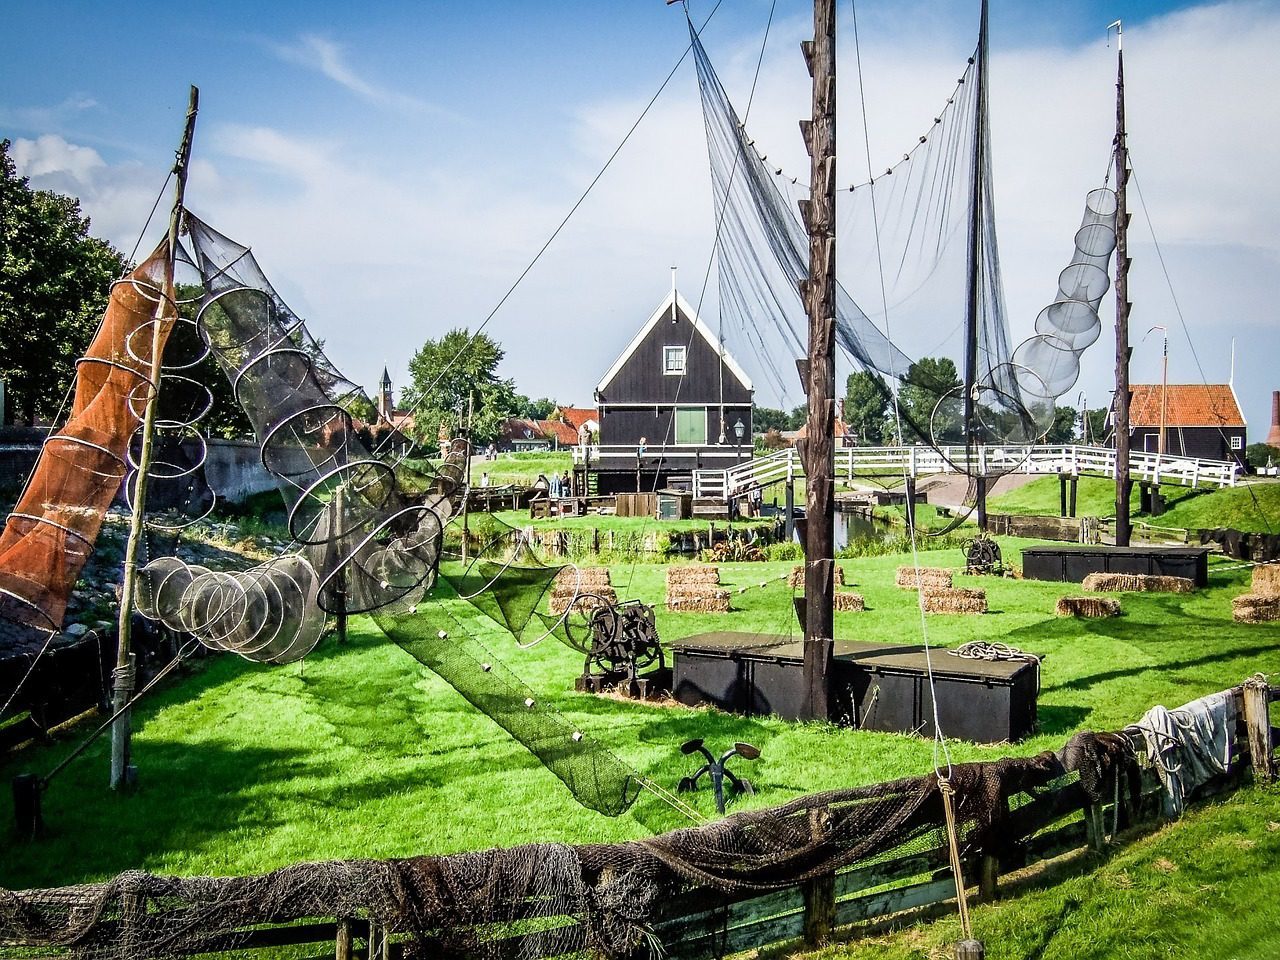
[[553, 406, 598, 430], [537, 419, 579, 446], [595, 290, 754, 395], [1129, 384, 1246, 428]]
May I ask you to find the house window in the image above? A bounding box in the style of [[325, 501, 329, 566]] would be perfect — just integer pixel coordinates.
[[675, 407, 707, 444], [1231, 435, 1243, 450], [663, 345, 686, 375]]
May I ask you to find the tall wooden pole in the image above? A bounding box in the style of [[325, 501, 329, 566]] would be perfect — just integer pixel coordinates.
[[800, 0, 836, 722], [111, 86, 199, 790], [964, 0, 990, 530], [1113, 38, 1133, 548]]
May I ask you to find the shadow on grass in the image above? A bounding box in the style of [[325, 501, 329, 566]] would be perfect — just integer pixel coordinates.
[[1035, 704, 1091, 737]]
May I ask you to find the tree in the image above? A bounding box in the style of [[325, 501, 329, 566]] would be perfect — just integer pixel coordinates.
[[752, 404, 791, 433], [898, 357, 961, 443], [843, 370, 888, 445], [1246, 443, 1280, 470], [0, 140, 128, 425], [1042, 405, 1080, 444], [403, 328, 519, 445], [1082, 407, 1110, 446], [515, 396, 556, 420]]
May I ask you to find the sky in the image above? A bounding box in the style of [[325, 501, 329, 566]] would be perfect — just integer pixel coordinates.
[[3, 0, 1279, 437]]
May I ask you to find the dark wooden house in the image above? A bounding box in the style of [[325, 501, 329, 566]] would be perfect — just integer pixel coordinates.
[[585, 290, 753, 494], [1127, 383, 1246, 465]]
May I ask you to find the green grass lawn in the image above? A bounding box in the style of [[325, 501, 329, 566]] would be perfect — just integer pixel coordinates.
[[487, 508, 776, 536], [4, 538, 1279, 900]]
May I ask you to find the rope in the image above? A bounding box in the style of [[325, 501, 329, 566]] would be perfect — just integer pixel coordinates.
[[634, 775, 707, 825], [0, 627, 58, 720], [939, 778, 974, 940], [947, 640, 1038, 663]]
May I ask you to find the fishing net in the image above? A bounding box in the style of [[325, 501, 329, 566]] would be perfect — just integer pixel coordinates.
[[0, 732, 1136, 960], [689, 17, 1115, 459], [0, 244, 175, 631], [121, 215, 640, 814]]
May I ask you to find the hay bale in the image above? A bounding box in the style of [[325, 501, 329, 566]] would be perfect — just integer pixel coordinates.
[[665, 585, 731, 613], [666, 565, 721, 587], [554, 566, 612, 589], [833, 591, 865, 613], [921, 587, 987, 614], [1252, 564, 1280, 596], [548, 585, 617, 616], [1082, 572, 1194, 594], [788, 564, 847, 589], [1056, 596, 1121, 618], [896, 566, 953, 590], [1233, 594, 1280, 623]]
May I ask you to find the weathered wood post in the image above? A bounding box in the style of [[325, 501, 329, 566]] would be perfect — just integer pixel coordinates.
[[1059, 474, 1068, 518], [335, 919, 354, 960], [1069, 475, 1078, 517], [1243, 675, 1274, 781], [802, 805, 835, 945]]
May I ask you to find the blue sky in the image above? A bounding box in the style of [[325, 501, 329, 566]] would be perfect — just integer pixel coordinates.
[[4, 1, 1279, 436]]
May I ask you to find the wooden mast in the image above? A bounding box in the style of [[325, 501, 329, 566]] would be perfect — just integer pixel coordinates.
[[111, 85, 199, 790], [800, 0, 836, 721], [964, 0, 990, 529], [1113, 28, 1133, 547]]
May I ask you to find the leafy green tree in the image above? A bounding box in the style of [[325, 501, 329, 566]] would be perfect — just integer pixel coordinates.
[[0, 140, 128, 424], [787, 404, 808, 430], [898, 357, 961, 443], [403, 328, 519, 445], [1246, 443, 1280, 469], [1042, 405, 1080, 444], [752, 404, 791, 433], [517, 396, 557, 420], [843, 370, 888, 445], [1082, 407, 1109, 446]]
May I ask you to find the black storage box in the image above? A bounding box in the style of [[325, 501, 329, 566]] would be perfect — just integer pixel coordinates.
[[670, 632, 1039, 742], [1021, 544, 1208, 586]]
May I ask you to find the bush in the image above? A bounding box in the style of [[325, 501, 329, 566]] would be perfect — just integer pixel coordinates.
[[1246, 443, 1280, 469], [763, 540, 804, 561]]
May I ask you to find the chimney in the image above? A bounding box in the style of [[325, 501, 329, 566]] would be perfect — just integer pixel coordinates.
[[1268, 390, 1280, 447]]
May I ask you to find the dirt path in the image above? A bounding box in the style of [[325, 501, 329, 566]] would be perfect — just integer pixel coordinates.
[[915, 472, 1042, 509]]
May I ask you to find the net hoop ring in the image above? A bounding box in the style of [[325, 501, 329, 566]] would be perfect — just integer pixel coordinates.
[[285, 458, 398, 545], [315, 503, 444, 614], [126, 375, 214, 426], [126, 420, 207, 478], [231, 346, 314, 407]]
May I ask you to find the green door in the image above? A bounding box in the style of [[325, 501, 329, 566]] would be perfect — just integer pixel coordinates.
[[676, 407, 706, 445]]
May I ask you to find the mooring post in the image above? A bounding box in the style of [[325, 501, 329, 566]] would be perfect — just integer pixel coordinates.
[[784, 479, 796, 541], [1243, 675, 1274, 782], [956, 940, 986, 960], [1069, 475, 1078, 517], [975, 475, 987, 531], [11, 773, 43, 839], [905, 476, 917, 521], [1059, 473, 1068, 518], [802, 805, 835, 945]]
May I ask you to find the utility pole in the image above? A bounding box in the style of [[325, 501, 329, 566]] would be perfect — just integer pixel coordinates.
[[1112, 23, 1133, 548], [964, 0, 990, 532], [799, 0, 835, 722], [112, 85, 199, 790]]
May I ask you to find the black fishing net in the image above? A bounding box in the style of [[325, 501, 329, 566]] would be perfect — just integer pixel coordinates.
[[0, 732, 1136, 960], [689, 14, 1115, 459]]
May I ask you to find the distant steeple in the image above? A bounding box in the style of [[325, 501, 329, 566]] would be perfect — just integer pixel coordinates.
[[378, 366, 394, 419]]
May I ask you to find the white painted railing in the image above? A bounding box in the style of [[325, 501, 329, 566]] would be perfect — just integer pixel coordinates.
[[686, 444, 1240, 499]]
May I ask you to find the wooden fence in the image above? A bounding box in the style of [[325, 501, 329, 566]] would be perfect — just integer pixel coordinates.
[[3, 678, 1275, 960]]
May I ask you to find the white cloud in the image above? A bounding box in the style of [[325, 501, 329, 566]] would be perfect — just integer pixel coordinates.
[[268, 34, 445, 117], [11, 134, 105, 184]]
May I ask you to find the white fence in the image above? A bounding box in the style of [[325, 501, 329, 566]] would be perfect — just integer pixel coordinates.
[[683, 444, 1240, 500]]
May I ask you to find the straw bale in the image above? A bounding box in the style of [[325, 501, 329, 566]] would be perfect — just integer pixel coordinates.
[[1252, 564, 1280, 597], [555, 566, 612, 590], [833, 591, 865, 613], [788, 565, 847, 589], [1055, 596, 1121, 618], [921, 587, 987, 614], [666, 565, 721, 586], [896, 566, 953, 590], [1232, 594, 1280, 623], [548, 586, 617, 616], [1081, 572, 1194, 594], [665, 585, 731, 613]]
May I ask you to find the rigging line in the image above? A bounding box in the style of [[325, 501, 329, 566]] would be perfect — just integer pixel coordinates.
[[1129, 161, 1272, 535], [0, 628, 57, 720], [127, 170, 174, 267], [850, 0, 951, 779], [374, 0, 726, 465], [623, 0, 777, 596]]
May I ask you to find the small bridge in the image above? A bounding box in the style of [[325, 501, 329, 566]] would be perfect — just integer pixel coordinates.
[[687, 444, 1241, 499]]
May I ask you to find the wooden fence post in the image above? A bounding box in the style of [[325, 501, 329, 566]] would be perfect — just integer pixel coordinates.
[[802, 806, 835, 945], [1243, 675, 1274, 782], [978, 795, 1008, 901], [335, 918, 353, 960]]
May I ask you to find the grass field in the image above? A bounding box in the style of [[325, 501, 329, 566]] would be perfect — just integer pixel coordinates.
[[4, 538, 1279, 907]]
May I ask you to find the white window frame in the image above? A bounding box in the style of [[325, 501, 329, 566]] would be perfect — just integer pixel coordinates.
[[1230, 435, 1243, 450], [663, 345, 686, 376]]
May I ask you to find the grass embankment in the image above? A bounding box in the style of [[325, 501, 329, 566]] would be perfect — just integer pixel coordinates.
[[814, 785, 1280, 960], [4, 540, 1278, 897], [988, 474, 1280, 532], [487, 508, 776, 536]]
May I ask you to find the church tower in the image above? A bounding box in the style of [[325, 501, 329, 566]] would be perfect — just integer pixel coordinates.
[[378, 366, 393, 420]]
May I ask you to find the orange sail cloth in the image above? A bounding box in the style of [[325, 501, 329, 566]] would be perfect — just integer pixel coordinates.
[[0, 243, 175, 629]]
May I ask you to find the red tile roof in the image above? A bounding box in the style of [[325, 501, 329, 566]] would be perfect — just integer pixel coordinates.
[[1129, 384, 1245, 428], [537, 419, 579, 446], [790, 418, 854, 441], [554, 406, 597, 430]]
